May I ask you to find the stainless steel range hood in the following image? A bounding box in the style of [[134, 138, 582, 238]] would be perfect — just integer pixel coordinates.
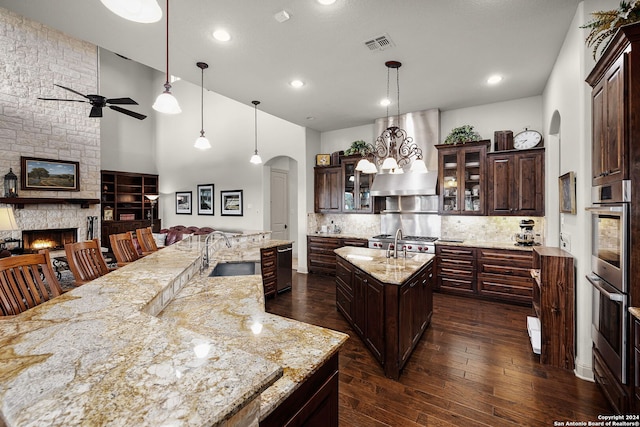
[[370, 170, 438, 196]]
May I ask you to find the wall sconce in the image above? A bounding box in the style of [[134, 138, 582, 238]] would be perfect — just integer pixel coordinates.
[[4, 168, 18, 198]]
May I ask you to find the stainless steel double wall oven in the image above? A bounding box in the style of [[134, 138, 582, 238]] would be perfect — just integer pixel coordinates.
[[587, 180, 630, 384]]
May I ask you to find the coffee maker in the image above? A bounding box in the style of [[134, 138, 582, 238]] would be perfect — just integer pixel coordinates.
[[515, 219, 536, 246]]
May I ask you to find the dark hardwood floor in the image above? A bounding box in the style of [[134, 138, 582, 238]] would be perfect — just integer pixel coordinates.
[[265, 272, 611, 427]]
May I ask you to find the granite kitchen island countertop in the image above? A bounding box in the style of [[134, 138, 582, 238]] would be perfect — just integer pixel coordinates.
[[0, 233, 346, 427], [334, 246, 435, 285]]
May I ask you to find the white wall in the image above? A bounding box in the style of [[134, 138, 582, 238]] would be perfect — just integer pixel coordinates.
[[151, 72, 309, 255], [99, 48, 157, 174], [320, 124, 375, 157]]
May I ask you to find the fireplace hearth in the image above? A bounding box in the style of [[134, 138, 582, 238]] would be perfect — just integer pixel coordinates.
[[22, 228, 78, 253]]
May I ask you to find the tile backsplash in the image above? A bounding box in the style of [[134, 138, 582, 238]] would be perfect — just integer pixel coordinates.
[[308, 213, 545, 244]]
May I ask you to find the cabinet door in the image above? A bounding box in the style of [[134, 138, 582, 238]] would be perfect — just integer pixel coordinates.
[[604, 56, 625, 182], [487, 150, 544, 216], [437, 141, 488, 215], [486, 155, 511, 215], [341, 156, 377, 213], [314, 167, 342, 213], [364, 276, 385, 363], [513, 150, 544, 216], [399, 281, 414, 363], [352, 269, 366, 336], [592, 54, 626, 186]]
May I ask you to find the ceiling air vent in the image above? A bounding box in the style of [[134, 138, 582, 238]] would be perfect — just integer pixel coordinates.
[[364, 33, 395, 52]]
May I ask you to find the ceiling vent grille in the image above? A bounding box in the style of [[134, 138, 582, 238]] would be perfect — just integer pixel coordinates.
[[364, 33, 395, 52]]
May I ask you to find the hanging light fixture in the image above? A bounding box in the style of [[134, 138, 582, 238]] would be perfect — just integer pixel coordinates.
[[100, 0, 162, 23], [152, 0, 181, 114], [369, 61, 426, 174], [250, 100, 263, 164], [194, 62, 211, 150]]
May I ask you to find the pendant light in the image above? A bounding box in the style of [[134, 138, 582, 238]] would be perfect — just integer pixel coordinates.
[[152, 0, 181, 114], [250, 101, 263, 164], [194, 62, 211, 150], [370, 60, 426, 174], [100, 0, 162, 23]]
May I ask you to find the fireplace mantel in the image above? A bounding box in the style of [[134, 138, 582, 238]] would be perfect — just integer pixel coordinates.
[[0, 197, 100, 209]]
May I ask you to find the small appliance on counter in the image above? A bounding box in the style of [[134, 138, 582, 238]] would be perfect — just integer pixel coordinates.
[[514, 219, 537, 246]]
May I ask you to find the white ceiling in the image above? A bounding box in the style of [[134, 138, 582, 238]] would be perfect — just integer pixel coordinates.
[[0, 0, 581, 132]]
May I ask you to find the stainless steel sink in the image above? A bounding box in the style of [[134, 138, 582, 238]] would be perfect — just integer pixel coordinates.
[[209, 261, 261, 277]]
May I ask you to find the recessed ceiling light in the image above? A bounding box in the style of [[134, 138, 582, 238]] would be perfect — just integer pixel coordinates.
[[290, 80, 305, 88], [317, 0, 337, 5], [213, 29, 231, 42], [487, 75, 503, 85], [274, 10, 290, 23], [380, 98, 391, 107]]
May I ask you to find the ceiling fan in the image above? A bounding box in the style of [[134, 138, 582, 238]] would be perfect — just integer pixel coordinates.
[[38, 84, 147, 120]]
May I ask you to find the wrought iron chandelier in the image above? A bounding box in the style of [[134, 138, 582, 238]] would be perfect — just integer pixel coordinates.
[[357, 60, 427, 174]]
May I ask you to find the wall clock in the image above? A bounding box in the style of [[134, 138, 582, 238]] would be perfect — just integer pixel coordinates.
[[513, 129, 544, 150], [316, 154, 331, 166]]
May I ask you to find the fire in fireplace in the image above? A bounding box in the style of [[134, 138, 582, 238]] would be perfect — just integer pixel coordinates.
[[22, 228, 78, 253]]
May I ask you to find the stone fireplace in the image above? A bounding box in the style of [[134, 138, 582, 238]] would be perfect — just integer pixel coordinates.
[[22, 228, 78, 253]]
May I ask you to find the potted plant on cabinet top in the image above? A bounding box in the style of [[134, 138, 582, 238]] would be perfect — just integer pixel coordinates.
[[581, 1, 640, 60], [444, 125, 482, 145], [344, 140, 372, 156]]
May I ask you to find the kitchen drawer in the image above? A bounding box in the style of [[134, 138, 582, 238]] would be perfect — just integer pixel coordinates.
[[477, 248, 532, 267], [477, 262, 532, 278], [341, 238, 368, 248], [437, 246, 475, 258], [263, 277, 277, 298], [477, 273, 532, 304], [438, 257, 474, 271], [593, 348, 628, 414], [336, 282, 353, 323], [438, 265, 475, 279], [438, 276, 475, 294], [336, 259, 352, 292]]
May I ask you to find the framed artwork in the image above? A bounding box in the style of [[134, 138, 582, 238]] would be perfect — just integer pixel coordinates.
[[559, 171, 576, 214], [197, 184, 214, 215], [221, 190, 243, 216], [316, 154, 331, 166], [175, 191, 192, 215], [21, 156, 80, 191], [103, 208, 113, 221]]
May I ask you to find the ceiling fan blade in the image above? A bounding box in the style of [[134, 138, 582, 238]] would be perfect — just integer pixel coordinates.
[[38, 97, 88, 103], [106, 97, 138, 105], [89, 106, 103, 118], [109, 105, 147, 120], [54, 84, 89, 99]]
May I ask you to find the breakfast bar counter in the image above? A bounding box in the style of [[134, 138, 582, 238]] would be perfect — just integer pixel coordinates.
[[0, 233, 347, 427]]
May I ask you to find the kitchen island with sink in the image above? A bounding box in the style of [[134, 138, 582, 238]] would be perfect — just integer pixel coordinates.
[[0, 233, 348, 427], [334, 246, 435, 379]]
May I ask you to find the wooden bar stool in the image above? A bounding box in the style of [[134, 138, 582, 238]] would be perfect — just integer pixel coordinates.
[[64, 238, 115, 285]]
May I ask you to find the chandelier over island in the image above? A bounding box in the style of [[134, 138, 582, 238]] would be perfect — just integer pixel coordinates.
[[355, 61, 427, 175]]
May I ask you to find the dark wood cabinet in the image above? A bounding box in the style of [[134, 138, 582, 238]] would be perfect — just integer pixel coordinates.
[[260, 353, 339, 427], [260, 247, 277, 298], [399, 262, 433, 365], [486, 149, 545, 216], [436, 140, 490, 215], [354, 269, 385, 363], [436, 245, 476, 295], [531, 247, 574, 370], [477, 248, 533, 305], [336, 254, 434, 379], [101, 170, 160, 249], [307, 235, 368, 275], [588, 53, 626, 186], [314, 166, 342, 213], [341, 155, 384, 214]]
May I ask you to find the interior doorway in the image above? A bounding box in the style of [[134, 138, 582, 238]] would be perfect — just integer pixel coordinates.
[[270, 169, 289, 241]]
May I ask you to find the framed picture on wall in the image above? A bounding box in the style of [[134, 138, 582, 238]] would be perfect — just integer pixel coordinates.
[[221, 190, 243, 216], [21, 156, 80, 191], [197, 184, 214, 215], [559, 171, 576, 214], [176, 191, 192, 215]]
